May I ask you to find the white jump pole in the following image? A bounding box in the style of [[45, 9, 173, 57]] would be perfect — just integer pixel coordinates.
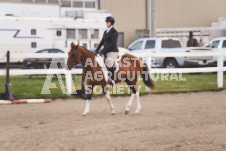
[[64, 58, 72, 96], [65, 70, 72, 96], [217, 49, 224, 88]]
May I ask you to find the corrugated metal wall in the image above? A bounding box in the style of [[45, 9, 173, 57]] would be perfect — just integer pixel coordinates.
[[156, 0, 226, 28], [100, 0, 147, 47], [101, 0, 226, 47]]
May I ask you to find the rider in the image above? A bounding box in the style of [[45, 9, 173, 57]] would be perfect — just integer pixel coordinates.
[[95, 16, 119, 86]]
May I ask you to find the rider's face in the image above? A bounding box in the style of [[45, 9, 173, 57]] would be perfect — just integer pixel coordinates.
[[106, 22, 112, 28]]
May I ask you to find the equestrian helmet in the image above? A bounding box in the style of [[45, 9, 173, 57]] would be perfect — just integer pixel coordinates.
[[105, 16, 115, 25]]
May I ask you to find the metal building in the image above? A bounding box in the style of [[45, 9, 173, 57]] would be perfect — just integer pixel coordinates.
[[100, 0, 226, 47]]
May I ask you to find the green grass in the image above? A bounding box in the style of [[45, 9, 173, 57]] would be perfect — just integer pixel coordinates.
[[151, 73, 226, 93], [0, 73, 226, 99]]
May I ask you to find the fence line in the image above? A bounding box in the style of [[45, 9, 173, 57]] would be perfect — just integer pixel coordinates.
[[1, 51, 226, 58], [0, 51, 225, 95]]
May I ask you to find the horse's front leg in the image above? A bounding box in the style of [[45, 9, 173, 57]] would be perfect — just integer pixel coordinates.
[[105, 91, 116, 115], [82, 84, 93, 116], [82, 99, 90, 116], [125, 93, 135, 114]]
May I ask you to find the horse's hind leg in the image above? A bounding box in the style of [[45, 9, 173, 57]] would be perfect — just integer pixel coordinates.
[[134, 92, 141, 113], [125, 84, 141, 114]]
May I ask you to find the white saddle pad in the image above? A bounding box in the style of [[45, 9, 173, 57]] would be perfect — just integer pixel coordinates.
[[95, 54, 109, 82], [95, 54, 122, 82]]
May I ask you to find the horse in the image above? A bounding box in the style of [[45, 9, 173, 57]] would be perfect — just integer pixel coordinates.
[[187, 38, 199, 47], [67, 42, 155, 116], [187, 31, 199, 47]]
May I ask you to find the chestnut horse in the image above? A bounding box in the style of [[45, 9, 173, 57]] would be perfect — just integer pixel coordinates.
[[67, 42, 155, 116]]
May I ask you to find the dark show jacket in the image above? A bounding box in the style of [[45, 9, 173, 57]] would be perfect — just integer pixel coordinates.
[[95, 27, 119, 55]]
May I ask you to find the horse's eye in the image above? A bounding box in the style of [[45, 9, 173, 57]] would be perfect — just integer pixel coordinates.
[[71, 54, 75, 57]]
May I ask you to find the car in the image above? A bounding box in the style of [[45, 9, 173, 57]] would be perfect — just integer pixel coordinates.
[[23, 49, 82, 69]]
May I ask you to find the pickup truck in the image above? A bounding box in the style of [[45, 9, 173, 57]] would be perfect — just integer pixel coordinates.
[[128, 37, 213, 68], [205, 37, 226, 65]]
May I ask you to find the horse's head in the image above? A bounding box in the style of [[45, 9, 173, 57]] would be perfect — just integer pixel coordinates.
[[67, 42, 82, 70]]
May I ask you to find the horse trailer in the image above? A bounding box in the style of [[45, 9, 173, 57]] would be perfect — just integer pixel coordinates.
[[0, 16, 106, 64]]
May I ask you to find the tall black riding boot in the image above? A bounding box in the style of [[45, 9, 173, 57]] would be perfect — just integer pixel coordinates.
[[108, 67, 116, 86]]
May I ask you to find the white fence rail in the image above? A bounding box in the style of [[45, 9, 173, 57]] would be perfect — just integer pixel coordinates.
[[135, 51, 226, 88], [0, 51, 226, 95]]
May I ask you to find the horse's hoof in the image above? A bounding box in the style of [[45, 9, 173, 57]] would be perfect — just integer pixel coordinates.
[[111, 111, 116, 115], [134, 110, 140, 114], [82, 113, 87, 116], [125, 110, 129, 114]]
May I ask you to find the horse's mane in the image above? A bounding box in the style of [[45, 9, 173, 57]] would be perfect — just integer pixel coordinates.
[[79, 46, 97, 57]]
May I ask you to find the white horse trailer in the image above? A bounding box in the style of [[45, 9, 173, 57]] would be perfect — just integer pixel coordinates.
[[0, 16, 106, 63], [156, 27, 226, 47]]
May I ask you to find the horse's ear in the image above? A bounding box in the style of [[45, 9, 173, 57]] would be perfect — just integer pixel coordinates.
[[75, 44, 79, 49], [71, 42, 75, 48], [71, 42, 79, 50]]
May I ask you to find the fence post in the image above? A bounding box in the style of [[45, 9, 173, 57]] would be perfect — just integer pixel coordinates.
[[217, 50, 224, 88], [65, 70, 72, 96]]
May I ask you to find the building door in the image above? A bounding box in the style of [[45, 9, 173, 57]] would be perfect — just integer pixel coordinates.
[[53, 25, 65, 48], [117, 32, 124, 47]]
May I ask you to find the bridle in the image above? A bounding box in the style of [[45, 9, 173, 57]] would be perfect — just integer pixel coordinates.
[[68, 51, 80, 66], [68, 50, 86, 67]]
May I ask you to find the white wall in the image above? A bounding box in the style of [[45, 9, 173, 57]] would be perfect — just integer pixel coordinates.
[[0, 3, 59, 18]]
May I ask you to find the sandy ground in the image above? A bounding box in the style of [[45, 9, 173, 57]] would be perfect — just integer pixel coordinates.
[[0, 91, 226, 151]]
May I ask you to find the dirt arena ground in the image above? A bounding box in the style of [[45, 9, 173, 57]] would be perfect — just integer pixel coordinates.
[[0, 91, 226, 151]]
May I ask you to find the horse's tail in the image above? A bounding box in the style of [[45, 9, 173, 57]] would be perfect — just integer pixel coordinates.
[[142, 63, 155, 90]]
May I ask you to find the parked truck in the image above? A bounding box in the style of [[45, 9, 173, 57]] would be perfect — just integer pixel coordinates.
[[205, 37, 226, 65], [128, 37, 213, 68]]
